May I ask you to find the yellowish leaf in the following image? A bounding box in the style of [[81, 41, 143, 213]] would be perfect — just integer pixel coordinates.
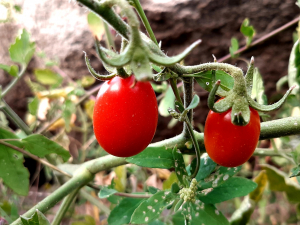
[[249, 170, 268, 202], [87, 12, 105, 40], [114, 165, 127, 192], [84, 99, 95, 120], [163, 172, 178, 190]]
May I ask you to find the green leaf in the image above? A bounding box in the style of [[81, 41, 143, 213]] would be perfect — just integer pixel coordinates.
[[198, 166, 242, 190], [194, 70, 234, 94], [9, 29, 35, 65], [198, 177, 257, 204], [158, 86, 175, 117], [261, 164, 300, 203], [148, 186, 159, 194], [240, 18, 255, 46], [195, 153, 217, 181], [34, 69, 63, 86], [0, 64, 18, 77], [176, 202, 229, 225], [229, 37, 239, 58], [62, 99, 76, 132], [186, 94, 200, 110], [163, 172, 178, 190], [126, 146, 174, 169], [290, 165, 300, 178], [87, 12, 104, 40], [28, 97, 39, 116], [98, 186, 118, 199], [173, 147, 189, 187], [9, 134, 70, 162], [108, 198, 143, 225], [149, 219, 165, 225], [131, 190, 178, 224], [288, 40, 300, 94], [20, 210, 50, 225], [0, 127, 29, 196], [251, 68, 267, 105]]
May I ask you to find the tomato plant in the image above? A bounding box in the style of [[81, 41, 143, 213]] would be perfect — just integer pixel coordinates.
[[93, 75, 158, 157], [204, 107, 261, 167]]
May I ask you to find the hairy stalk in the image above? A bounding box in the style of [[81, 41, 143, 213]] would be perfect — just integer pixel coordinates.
[[131, 0, 158, 46], [51, 188, 80, 225], [182, 77, 194, 138], [0, 100, 32, 135], [103, 21, 116, 50]]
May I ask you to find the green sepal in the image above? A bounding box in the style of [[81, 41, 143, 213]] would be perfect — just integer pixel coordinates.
[[130, 47, 153, 81], [148, 40, 201, 66], [212, 95, 234, 113], [245, 57, 255, 96], [231, 97, 250, 126], [96, 45, 118, 73], [247, 85, 295, 112], [84, 52, 117, 80], [96, 40, 131, 67], [171, 182, 181, 193]]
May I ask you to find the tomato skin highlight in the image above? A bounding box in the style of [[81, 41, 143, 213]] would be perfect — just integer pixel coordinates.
[[93, 75, 158, 157], [204, 107, 260, 167]]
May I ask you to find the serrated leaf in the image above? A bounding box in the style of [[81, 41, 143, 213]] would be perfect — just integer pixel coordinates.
[[163, 172, 178, 190], [8, 134, 70, 162], [261, 164, 300, 203], [28, 97, 39, 116], [195, 153, 217, 181], [288, 40, 300, 94], [186, 94, 199, 110], [34, 69, 63, 86], [251, 68, 267, 105], [98, 186, 118, 199], [177, 202, 229, 225], [229, 37, 239, 58], [9, 29, 35, 65], [87, 12, 105, 40], [131, 190, 177, 224], [194, 70, 233, 95], [158, 85, 175, 117], [173, 147, 189, 187], [198, 166, 242, 190], [108, 198, 143, 225], [20, 210, 50, 225], [198, 177, 257, 204], [0, 127, 29, 196], [126, 146, 174, 169], [0, 64, 18, 77]]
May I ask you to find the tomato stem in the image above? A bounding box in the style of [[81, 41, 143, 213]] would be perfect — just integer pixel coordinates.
[[184, 118, 201, 179]]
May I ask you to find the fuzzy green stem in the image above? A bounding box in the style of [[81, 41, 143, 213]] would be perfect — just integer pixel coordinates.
[[131, 0, 158, 46], [169, 78, 183, 105], [103, 21, 116, 50], [51, 188, 80, 225], [0, 100, 31, 135], [185, 119, 201, 179], [1, 64, 27, 98], [182, 77, 194, 138], [11, 167, 94, 225]]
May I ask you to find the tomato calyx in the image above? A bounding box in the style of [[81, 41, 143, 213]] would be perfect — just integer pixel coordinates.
[[207, 57, 295, 126]]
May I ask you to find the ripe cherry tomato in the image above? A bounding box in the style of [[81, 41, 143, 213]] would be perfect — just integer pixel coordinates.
[[204, 107, 260, 167], [93, 75, 158, 157]]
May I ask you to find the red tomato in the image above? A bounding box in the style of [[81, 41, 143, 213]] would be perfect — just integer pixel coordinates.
[[93, 75, 158, 157], [204, 107, 260, 167]]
